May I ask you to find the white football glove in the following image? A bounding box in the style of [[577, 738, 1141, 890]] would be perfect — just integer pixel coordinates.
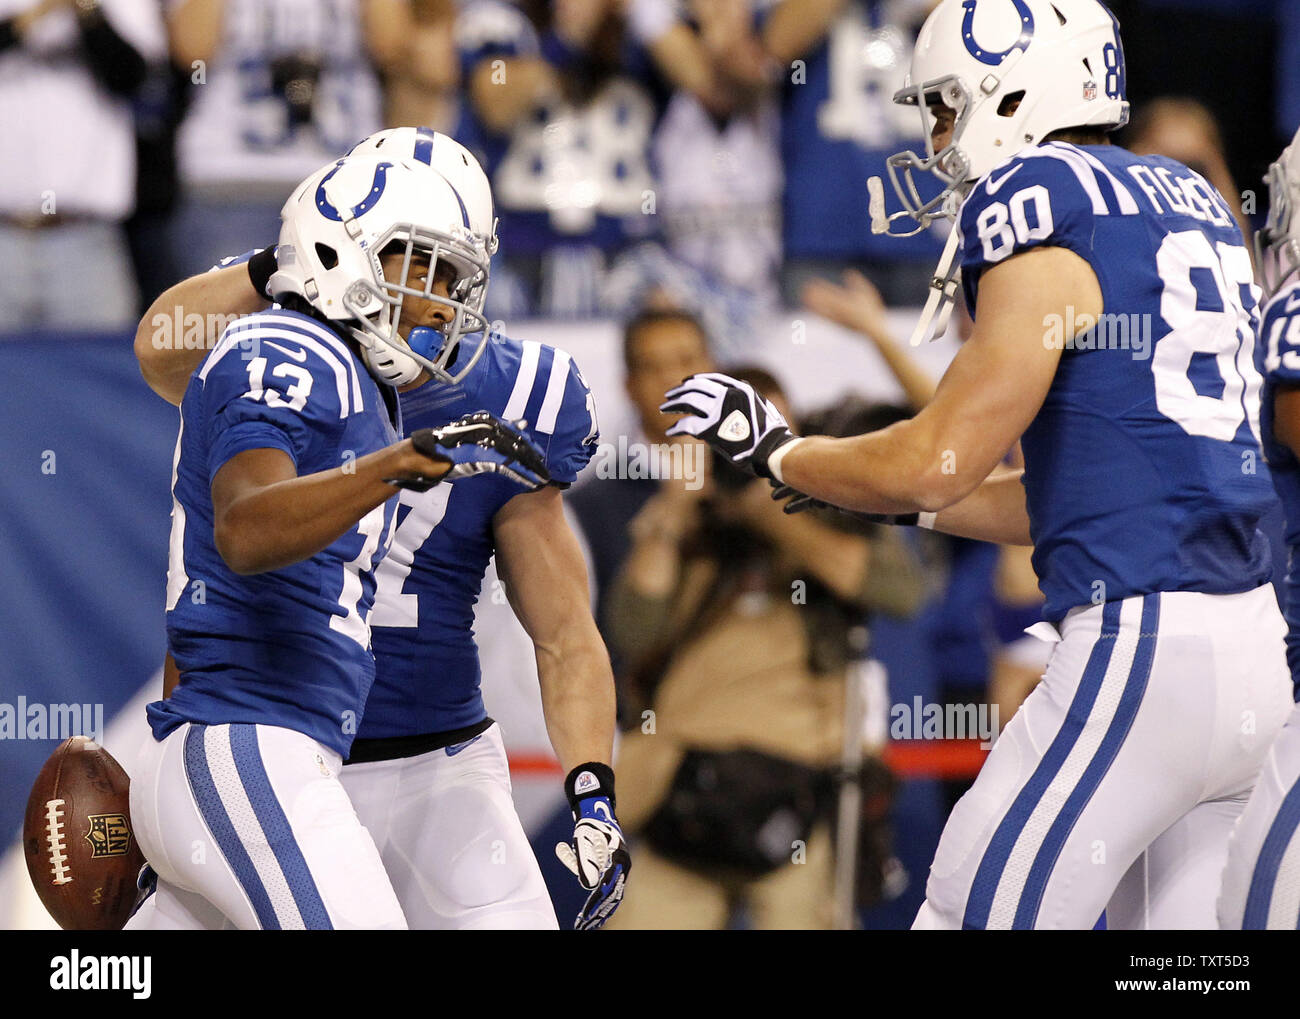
[[555, 764, 630, 931], [660, 372, 797, 479]]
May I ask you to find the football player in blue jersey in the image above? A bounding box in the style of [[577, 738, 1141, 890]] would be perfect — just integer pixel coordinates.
[[1219, 128, 1300, 929], [127, 151, 552, 931], [663, 0, 1290, 929], [133, 129, 627, 930]]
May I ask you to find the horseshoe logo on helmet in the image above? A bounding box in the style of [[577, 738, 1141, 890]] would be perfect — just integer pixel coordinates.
[[960, 0, 1034, 67], [315, 161, 393, 222]]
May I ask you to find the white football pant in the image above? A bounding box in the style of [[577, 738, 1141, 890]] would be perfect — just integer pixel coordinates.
[[340, 723, 558, 929], [1218, 701, 1300, 929], [127, 722, 406, 930], [913, 586, 1290, 929]]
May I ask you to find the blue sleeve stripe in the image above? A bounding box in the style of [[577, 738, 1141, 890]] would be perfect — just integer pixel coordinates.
[[502, 339, 541, 420], [1073, 148, 1141, 214], [535, 348, 572, 436], [1028, 145, 1111, 215], [257, 312, 366, 410], [195, 332, 243, 384], [218, 324, 356, 419]]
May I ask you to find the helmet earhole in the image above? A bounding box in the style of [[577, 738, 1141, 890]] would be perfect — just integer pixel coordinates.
[[315, 243, 338, 269], [998, 91, 1026, 118]]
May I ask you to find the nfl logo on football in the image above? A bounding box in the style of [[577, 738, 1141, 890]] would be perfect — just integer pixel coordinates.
[[1082, 80, 1098, 101], [84, 813, 133, 859]]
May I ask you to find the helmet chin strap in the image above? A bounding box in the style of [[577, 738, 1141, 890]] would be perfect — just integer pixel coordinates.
[[360, 338, 424, 387], [908, 226, 963, 347]]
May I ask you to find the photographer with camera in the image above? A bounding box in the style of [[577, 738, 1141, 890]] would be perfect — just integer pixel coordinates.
[[602, 366, 923, 929]]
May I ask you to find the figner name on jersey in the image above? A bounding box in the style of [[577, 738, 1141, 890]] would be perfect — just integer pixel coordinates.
[[362, 331, 599, 739], [149, 309, 401, 756], [959, 142, 1275, 622]]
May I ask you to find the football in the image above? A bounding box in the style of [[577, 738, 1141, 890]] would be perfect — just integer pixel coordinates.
[[23, 736, 145, 930]]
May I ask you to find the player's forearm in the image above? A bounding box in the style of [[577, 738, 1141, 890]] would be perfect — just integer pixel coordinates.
[[214, 442, 440, 574], [930, 469, 1033, 546], [779, 418, 975, 515], [536, 632, 617, 773], [136, 263, 270, 406]]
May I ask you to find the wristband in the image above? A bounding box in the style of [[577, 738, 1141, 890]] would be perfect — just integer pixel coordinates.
[[766, 435, 804, 484], [917, 511, 937, 530], [564, 762, 616, 812], [247, 246, 278, 298]]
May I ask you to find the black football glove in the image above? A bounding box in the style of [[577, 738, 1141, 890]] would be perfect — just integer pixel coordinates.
[[391, 411, 551, 492], [660, 372, 797, 480], [769, 480, 920, 525]]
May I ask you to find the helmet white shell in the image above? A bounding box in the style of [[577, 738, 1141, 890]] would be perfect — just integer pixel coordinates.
[[347, 127, 498, 257], [269, 151, 494, 387], [884, 0, 1130, 230]]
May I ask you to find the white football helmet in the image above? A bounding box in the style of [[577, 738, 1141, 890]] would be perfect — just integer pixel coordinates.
[[871, 0, 1130, 345], [269, 148, 495, 387], [879, 0, 1130, 235], [346, 127, 497, 250], [1258, 126, 1300, 302]]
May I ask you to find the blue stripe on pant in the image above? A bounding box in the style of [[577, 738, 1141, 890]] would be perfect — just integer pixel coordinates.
[[227, 724, 332, 929], [1242, 777, 1300, 929], [1013, 594, 1160, 928], [184, 724, 280, 929], [962, 595, 1160, 929]]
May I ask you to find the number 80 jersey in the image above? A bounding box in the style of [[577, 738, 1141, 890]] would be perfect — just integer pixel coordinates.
[[149, 309, 401, 757], [959, 141, 1275, 622]]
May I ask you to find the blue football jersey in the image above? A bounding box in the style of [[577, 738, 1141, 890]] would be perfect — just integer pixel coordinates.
[[959, 142, 1275, 622], [149, 309, 401, 756], [361, 332, 599, 737], [1256, 279, 1300, 692]]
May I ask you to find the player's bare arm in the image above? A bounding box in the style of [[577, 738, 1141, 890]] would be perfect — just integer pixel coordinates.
[[777, 245, 1098, 512], [494, 483, 628, 930], [492, 485, 616, 772], [210, 440, 449, 575], [671, 245, 1100, 532], [927, 467, 1033, 546], [134, 260, 271, 405]]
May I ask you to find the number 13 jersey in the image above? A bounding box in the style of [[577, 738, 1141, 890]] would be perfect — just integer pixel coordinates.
[[958, 141, 1275, 622], [150, 308, 401, 757]]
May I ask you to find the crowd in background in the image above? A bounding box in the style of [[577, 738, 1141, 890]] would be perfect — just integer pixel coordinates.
[[7, 0, 1289, 339], [1, 0, 1293, 928]]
